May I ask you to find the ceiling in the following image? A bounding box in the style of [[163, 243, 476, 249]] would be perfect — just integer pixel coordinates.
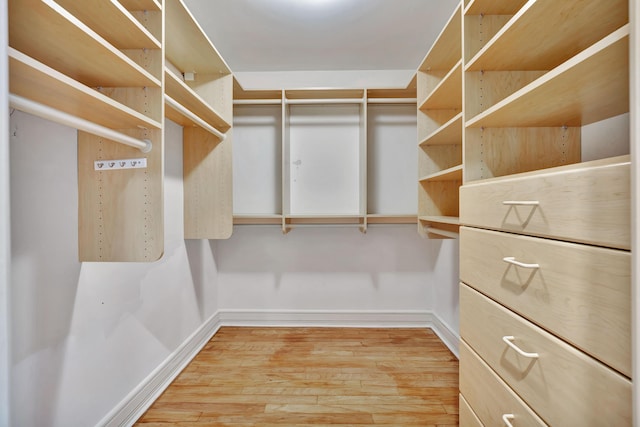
[[183, 0, 459, 73]]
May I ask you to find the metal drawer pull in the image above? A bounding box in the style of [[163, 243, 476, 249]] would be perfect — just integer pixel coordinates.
[[503, 257, 540, 269], [502, 414, 515, 427], [502, 200, 539, 206], [502, 336, 539, 359]]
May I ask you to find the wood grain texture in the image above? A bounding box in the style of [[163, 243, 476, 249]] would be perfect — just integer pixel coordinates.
[[135, 327, 459, 426], [460, 284, 632, 426]]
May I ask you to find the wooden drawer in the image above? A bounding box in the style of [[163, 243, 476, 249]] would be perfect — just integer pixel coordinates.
[[459, 394, 484, 427], [459, 156, 630, 250], [460, 341, 547, 427], [460, 226, 631, 377], [460, 283, 632, 426]]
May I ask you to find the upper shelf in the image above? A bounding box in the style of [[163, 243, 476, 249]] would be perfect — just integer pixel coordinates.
[[55, 0, 161, 49], [9, 47, 161, 131], [467, 26, 629, 128], [9, 0, 160, 88], [118, 0, 161, 12], [419, 60, 462, 110], [418, 4, 461, 72], [165, 0, 231, 75], [464, 0, 526, 15], [419, 165, 463, 182], [165, 68, 232, 132], [465, 0, 629, 71]]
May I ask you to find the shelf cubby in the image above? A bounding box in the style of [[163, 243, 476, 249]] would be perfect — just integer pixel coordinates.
[[417, 3, 463, 239]]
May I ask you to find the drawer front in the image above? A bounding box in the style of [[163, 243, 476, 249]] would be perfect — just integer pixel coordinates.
[[459, 159, 630, 250], [460, 226, 631, 376], [459, 394, 484, 427], [460, 341, 547, 427], [460, 283, 632, 426]]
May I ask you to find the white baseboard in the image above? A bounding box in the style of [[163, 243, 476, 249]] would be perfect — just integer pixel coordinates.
[[101, 309, 460, 426], [98, 312, 222, 427]]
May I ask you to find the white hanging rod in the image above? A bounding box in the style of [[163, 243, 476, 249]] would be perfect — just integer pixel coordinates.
[[367, 98, 417, 104], [164, 95, 226, 141], [233, 99, 282, 105], [10, 94, 152, 153], [285, 98, 364, 105], [425, 227, 459, 239]]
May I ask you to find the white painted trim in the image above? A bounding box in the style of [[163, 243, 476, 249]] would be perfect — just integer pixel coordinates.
[[218, 309, 434, 328], [97, 312, 222, 427], [0, 0, 11, 424], [430, 313, 460, 359]]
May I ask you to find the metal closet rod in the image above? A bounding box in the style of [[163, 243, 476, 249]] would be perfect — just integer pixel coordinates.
[[9, 94, 152, 153]]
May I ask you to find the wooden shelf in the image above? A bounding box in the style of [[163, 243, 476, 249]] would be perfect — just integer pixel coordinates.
[[419, 113, 462, 146], [165, 0, 231, 74], [425, 227, 459, 239], [119, 0, 161, 12], [285, 215, 363, 225], [419, 216, 460, 226], [9, 48, 161, 131], [466, 0, 628, 71], [419, 60, 462, 110], [55, 0, 161, 49], [234, 215, 283, 225], [464, 0, 527, 16], [420, 165, 463, 182], [418, 5, 461, 72], [367, 215, 417, 224], [286, 89, 365, 100], [165, 68, 231, 132], [467, 26, 629, 128], [9, 0, 160, 88]]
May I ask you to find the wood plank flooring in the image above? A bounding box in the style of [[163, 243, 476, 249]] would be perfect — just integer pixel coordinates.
[[135, 327, 459, 426]]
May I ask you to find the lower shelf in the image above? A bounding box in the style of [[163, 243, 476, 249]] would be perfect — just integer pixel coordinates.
[[418, 216, 460, 239]]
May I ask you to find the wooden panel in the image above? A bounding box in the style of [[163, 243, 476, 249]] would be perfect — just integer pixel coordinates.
[[367, 86, 416, 100], [9, 48, 161, 130], [417, 109, 459, 142], [458, 395, 483, 427], [460, 227, 631, 376], [460, 156, 630, 249], [419, 144, 462, 176], [464, 127, 581, 182], [183, 127, 233, 239], [467, 27, 630, 128], [119, 0, 161, 12], [78, 128, 163, 262], [466, 0, 628, 71], [366, 215, 416, 224], [460, 284, 632, 426], [460, 342, 547, 427], [55, 0, 161, 49], [419, 180, 461, 217], [418, 5, 461, 72], [164, 0, 230, 74], [463, 14, 512, 63], [420, 165, 463, 182], [9, 0, 160, 88]]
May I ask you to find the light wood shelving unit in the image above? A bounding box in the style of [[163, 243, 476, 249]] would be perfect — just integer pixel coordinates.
[[9, 0, 164, 261], [232, 82, 417, 233], [164, 0, 234, 240], [459, 0, 632, 423], [417, 3, 463, 239]]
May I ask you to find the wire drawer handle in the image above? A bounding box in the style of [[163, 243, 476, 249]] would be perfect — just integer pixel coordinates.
[[503, 414, 515, 427], [502, 200, 540, 206], [502, 336, 539, 359], [503, 257, 540, 269]]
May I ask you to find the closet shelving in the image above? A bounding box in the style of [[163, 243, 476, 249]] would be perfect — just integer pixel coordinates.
[[9, 0, 164, 261], [233, 83, 417, 232], [165, 0, 235, 240], [417, 3, 462, 239], [459, 0, 632, 424]]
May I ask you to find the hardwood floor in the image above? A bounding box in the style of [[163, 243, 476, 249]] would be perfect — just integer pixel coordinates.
[[135, 327, 459, 426]]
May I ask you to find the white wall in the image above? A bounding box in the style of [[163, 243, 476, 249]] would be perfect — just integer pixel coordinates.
[[9, 115, 220, 427], [214, 224, 459, 331], [1, 0, 11, 424], [235, 70, 415, 90]]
